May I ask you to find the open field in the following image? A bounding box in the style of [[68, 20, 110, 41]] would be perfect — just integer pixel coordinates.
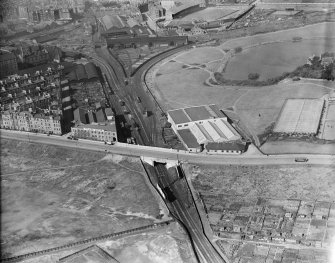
[[190, 163, 335, 203], [261, 140, 335, 154], [221, 22, 335, 81], [235, 80, 330, 136], [175, 47, 225, 65], [1, 139, 167, 258], [154, 66, 246, 110], [178, 7, 239, 22], [223, 38, 335, 81], [221, 22, 335, 50], [20, 222, 196, 263]]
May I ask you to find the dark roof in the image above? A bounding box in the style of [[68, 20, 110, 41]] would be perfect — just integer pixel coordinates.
[[0, 52, 16, 61], [96, 108, 106, 123], [184, 106, 212, 121], [84, 63, 98, 79], [67, 63, 99, 82], [168, 109, 190, 124], [73, 108, 88, 124], [206, 141, 246, 152], [178, 128, 200, 149], [88, 111, 97, 123]]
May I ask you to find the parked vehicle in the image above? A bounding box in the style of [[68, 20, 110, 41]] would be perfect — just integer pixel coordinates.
[[295, 157, 308, 162]]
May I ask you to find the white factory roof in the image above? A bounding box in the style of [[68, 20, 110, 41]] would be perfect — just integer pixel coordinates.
[[189, 119, 240, 145]]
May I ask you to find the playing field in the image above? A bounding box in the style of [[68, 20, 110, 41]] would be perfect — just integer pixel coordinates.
[[178, 7, 239, 22], [235, 80, 329, 136], [274, 99, 324, 134]]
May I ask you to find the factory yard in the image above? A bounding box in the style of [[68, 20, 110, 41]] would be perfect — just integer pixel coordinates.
[[1, 139, 169, 258]]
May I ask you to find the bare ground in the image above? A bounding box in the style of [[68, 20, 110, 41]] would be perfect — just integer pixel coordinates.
[[0, 139, 165, 257]]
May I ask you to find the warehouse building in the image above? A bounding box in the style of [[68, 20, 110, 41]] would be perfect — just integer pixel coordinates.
[[167, 104, 246, 154]]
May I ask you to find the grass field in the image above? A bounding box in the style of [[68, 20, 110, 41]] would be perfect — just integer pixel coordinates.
[[221, 22, 335, 50], [1, 139, 166, 258], [154, 67, 245, 110], [223, 38, 335, 81], [235, 80, 330, 136], [175, 47, 225, 65]]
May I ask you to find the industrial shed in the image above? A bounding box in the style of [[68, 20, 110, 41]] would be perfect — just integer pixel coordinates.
[[168, 104, 245, 154]]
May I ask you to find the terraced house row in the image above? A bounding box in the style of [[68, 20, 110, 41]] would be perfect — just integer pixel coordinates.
[[0, 110, 62, 134]]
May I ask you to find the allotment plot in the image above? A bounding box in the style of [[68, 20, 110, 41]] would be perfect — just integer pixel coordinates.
[[273, 99, 324, 134]]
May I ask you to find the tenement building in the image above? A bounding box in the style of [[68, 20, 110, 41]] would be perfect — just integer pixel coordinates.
[[0, 110, 62, 134]]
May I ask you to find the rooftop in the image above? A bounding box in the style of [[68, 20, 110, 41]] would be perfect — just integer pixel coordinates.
[[178, 128, 200, 148], [206, 141, 246, 152], [74, 122, 117, 132], [168, 104, 226, 124]]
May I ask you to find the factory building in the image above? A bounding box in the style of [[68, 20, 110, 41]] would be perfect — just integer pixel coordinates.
[[167, 104, 246, 154]]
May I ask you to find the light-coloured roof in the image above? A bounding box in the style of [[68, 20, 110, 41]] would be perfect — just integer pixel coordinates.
[[101, 15, 128, 30], [189, 123, 208, 144]]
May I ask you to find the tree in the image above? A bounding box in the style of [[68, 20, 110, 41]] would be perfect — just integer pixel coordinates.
[[322, 63, 334, 81], [234, 46, 242, 53], [248, 73, 260, 80]]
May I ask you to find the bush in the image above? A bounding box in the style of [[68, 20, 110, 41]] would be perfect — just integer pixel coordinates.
[[248, 73, 260, 80], [234, 46, 243, 53]]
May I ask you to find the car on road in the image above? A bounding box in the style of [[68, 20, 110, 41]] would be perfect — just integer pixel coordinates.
[[136, 96, 141, 103], [295, 157, 308, 162]]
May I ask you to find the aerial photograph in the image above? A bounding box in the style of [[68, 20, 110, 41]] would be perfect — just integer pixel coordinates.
[[0, 0, 334, 262]]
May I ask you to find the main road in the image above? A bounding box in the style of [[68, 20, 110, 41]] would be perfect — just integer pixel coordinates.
[[2, 130, 334, 166]]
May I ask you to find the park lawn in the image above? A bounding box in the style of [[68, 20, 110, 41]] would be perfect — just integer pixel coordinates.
[[235, 81, 330, 136], [154, 67, 246, 110], [223, 39, 335, 81], [156, 60, 185, 75], [1, 139, 163, 257], [175, 47, 224, 65], [221, 22, 335, 50]]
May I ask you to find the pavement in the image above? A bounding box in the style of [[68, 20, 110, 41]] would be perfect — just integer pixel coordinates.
[[2, 130, 335, 166]]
